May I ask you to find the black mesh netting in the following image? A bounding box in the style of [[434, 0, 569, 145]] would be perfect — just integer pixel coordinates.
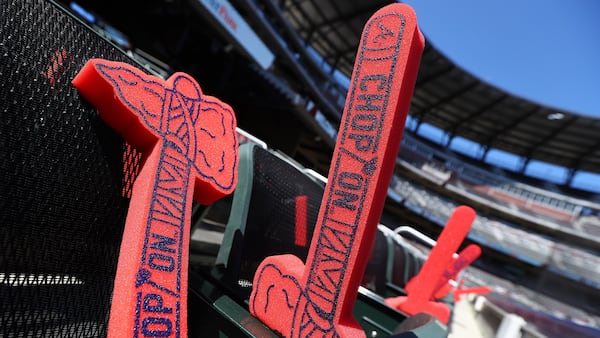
[[0, 1, 141, 336], [242, 147, 324, 265], [221, 146, 325, 299]]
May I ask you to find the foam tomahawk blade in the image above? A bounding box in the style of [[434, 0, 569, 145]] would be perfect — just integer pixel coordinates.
[[249, 4, 424, 337], [73, 60, 238, 338]]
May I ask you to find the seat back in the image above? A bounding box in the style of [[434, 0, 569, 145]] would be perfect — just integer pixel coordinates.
[[214, 142, 325, 299], [0, 1, 149, 336]]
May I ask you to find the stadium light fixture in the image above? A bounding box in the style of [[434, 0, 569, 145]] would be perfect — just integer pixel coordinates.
[[546, 112, 565, 120]]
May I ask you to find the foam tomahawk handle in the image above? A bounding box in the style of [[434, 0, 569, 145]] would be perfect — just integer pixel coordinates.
[[249, 4, 424, 337], [72, 60, 238, 338]]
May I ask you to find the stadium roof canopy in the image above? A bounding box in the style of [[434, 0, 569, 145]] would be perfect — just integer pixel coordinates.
[[278, 0, 600, 177]]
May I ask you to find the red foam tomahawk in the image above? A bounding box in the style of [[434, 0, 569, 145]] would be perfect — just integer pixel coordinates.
[[385, 206, 476, 324], [72, 60, 238, 337], [249, 4, 424, 337]]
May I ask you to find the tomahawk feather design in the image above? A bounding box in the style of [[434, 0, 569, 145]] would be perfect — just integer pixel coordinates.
[[73, 60, 238, 338]]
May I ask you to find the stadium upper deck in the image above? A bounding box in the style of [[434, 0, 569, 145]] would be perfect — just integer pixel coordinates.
[[67, 0, 600, 194], [273, 0, 600, 191]]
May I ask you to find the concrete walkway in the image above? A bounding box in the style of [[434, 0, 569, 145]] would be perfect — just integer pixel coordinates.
[[449, 296, 495, 338]]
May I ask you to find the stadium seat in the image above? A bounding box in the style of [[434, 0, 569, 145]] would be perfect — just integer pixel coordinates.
[[378, 225, 426, 292], [213, 142, 325, 300]]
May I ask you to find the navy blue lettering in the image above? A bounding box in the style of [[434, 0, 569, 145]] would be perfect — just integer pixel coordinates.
[[143, 293, 173, 314], [359, 74, 386, 91], [333, 190, 358, 211], [348, 133, 374, 152], [148, 253, 175, 272], [355, 95, 382, 111], [150, 233, 177, 253], [351, 114, 377, 131], [338, 172, 363, 190], [142, 317, 172, 337]]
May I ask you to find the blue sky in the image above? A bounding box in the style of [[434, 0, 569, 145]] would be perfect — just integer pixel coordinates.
[[397, 0, 600, 192], [402, 0, 600, 117]]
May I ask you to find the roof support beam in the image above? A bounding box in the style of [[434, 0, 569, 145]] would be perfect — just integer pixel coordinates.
[[522, 115, 577, 160], [411, 80, 479, 123], [236, 0, 343, 121], [447, 93, 508, 138]]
